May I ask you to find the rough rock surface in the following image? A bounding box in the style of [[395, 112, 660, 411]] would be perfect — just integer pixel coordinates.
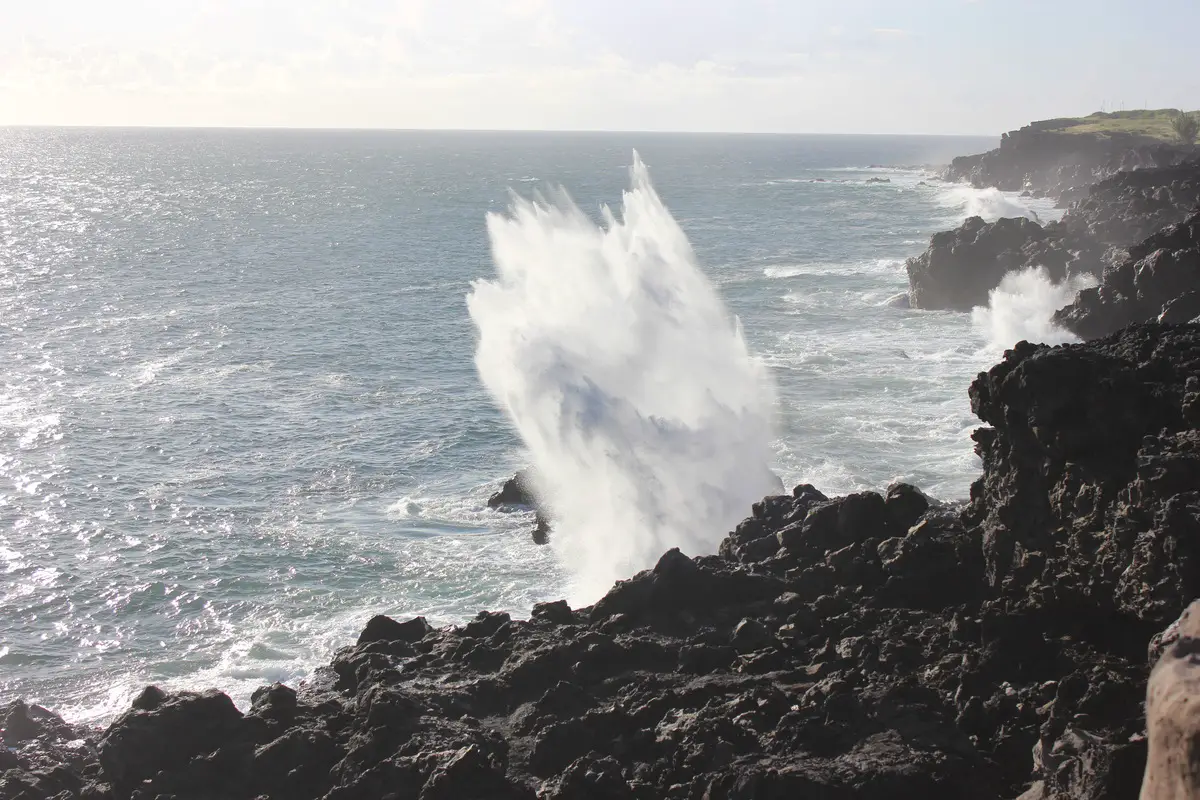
[[909, 161, 1200, 312], [487, 470, 540, 510], [1054, 210, 1200, 339], [942, 121, 1186, 203], [489, 470, 553, 545], [906, 215, 1104, 311], [1065, 162, 1200, 247], [7, 324, 1200, 799]]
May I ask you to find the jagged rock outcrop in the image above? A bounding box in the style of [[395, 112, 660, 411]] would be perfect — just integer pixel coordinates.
[[487, 470, 540, 510], [489, 470, 553, 545], [961, 324, 1200, 798], [906, 216, 1102, 311], [942, 121, 1186, 202], [909, 161, 1200, 312], [7, 324, 1200, 799], [1054, 211, 1200, 338], [1065, 162, 1200, 247]]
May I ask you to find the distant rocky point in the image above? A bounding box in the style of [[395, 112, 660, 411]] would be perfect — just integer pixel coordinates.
[[943, 111, 1192, 206]]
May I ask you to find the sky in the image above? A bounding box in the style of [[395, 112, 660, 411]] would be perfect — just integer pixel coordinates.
[[2, 0, 1198, 134]]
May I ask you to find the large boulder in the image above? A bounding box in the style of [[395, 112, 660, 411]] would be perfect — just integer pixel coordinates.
[[98, 689, 250, 798]]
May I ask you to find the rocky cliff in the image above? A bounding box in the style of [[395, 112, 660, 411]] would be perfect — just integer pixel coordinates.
[[1054, 209, 1200, 339], [4, 323, 1199, 800], [909, 161, 1200, 311], [906, 215, 1102, 311], [942, 122, 1185, 204]]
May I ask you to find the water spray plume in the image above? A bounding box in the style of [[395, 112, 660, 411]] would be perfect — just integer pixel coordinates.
[[971, 266, 1097, 350], [467, 153, 779, 601]]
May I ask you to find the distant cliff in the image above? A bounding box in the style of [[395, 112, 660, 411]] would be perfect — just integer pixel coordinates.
[[943, 114, 1189, 205]]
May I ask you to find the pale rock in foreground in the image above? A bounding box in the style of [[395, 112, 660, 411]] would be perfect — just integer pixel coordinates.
[[1142, 600, 1200, 800]]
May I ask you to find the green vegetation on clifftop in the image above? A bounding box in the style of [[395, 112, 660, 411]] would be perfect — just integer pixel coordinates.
[[1040, 109, 1199, 141]]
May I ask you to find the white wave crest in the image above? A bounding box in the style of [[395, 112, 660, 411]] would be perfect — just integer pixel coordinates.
[[940, 185, 1042, 223]]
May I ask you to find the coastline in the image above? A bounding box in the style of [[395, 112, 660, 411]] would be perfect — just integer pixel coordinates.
[[5, 125, 1200, 800]]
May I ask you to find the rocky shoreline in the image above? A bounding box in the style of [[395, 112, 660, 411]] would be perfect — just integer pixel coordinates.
[[5, 128, 1200, 800], [4, 321, 1199, 799]]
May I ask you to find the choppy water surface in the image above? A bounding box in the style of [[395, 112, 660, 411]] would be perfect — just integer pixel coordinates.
[[1, 129, 1066, 722]]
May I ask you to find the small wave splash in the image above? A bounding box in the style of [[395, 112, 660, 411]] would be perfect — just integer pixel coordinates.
[[942, 185, 1041, 222], [971, 267, 1097, 350], [467, 153, 778, 601]]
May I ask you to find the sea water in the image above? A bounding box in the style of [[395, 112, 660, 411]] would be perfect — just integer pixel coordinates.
[[0, 128, 1069, 722]]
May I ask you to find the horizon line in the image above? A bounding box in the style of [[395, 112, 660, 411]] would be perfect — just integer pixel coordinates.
[[0, 123, 1000, 138]]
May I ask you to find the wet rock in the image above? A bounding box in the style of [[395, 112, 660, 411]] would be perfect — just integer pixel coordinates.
[[130, 685, 167, 712], [489, 470, 556, 545], [532, 511, 552, 545], [489, 469, 540, 509], [2, 701, 79, 746]]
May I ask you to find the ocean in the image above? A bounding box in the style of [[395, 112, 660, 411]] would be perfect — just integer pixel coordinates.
[[0, 128, 1065, 724]]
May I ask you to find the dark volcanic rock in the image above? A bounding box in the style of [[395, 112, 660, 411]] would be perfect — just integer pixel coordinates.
[[906, 215, 1100, 311], [942, 121, 1186, 201], [1054, 210, 1200, 339], [884, 482, 932, 531], [98, 689, 249, 798], [918, 142, 1199, 313], [910, 162, 1200, 312], [1059, 160, 1200, 245], [489, 469, 554, 544], [357, 613, 433, 645], [967, 324, 1200, 632], [488, 469, 540, 509], [11, 324, 1200, 800], [0, 701, 104, 800]]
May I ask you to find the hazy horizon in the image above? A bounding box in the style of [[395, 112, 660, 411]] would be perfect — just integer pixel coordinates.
[[0, 124, 1001, 137], [4, 0, 1198, 135]]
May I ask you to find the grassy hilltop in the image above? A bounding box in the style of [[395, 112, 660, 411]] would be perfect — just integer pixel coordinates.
[[1037, 109, 1198, 141]]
